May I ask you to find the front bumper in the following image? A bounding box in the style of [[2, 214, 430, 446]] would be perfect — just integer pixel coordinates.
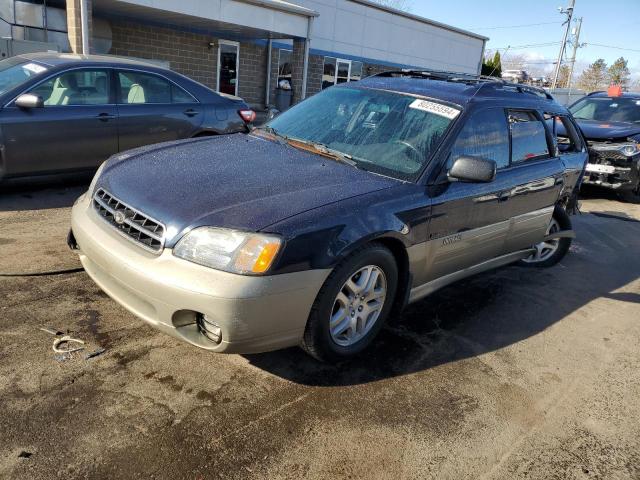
[[583, 151, 640, 191], [71, 193, 330, 354]]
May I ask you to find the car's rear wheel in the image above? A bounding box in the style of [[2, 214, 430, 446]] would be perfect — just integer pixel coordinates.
[[301, 243, 398, 362], [520, 206, 572, 268]]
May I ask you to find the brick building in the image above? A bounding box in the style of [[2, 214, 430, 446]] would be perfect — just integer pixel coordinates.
[[1, 0, 488, 110]]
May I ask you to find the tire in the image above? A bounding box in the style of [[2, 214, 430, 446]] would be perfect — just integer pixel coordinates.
[[301, 243, 398, 362], [519, 205, 572, 268], [618, 184, 640, 204]]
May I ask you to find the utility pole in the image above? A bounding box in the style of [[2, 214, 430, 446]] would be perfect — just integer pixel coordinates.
[[566, 17, 584, 91], [552, 0, 575, 89]]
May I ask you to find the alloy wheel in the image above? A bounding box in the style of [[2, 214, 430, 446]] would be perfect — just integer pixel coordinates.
[[329, 265, 387, 347]]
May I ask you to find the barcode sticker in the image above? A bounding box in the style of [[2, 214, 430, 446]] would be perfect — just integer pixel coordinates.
[[23, 63, 47, 74], [409, 99, 460, 119]]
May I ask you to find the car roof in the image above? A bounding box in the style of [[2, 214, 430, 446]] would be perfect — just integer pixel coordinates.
[[586, 91, 640, 99], [15, 52, 165, 70], [355, 71, 566, 112]]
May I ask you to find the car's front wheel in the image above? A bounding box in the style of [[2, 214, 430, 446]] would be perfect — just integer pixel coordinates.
[[619, 182, 640, 204], [520, 206, 572, 268], [301, 243, 398, 362]]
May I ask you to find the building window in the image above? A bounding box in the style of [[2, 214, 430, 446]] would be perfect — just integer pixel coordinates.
[[323, 57, 337, 90], [277, 49, 292, 90], [322, 58, 364, 89]]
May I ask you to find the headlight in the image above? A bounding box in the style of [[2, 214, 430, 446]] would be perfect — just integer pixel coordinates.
[[621, 143, 640, 156], [88, 161, 107, 197], [173, 227, 282, 275], [592, 142, 640, 157]]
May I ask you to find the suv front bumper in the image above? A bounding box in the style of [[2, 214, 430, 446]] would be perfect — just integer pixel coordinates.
[[583, 151, 640, 191], [71, 193, 330, 354]]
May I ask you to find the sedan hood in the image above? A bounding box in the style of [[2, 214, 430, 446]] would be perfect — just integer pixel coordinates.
[[98, 134, 399, 246], [575, 119, 640, 141]]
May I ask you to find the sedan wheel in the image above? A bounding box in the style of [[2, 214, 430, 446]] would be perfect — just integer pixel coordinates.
[[330, 265, 387, 347]]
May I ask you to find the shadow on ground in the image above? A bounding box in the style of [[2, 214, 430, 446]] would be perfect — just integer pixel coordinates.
[[0, 174, 91, 212], [245, 212, 640, 386]]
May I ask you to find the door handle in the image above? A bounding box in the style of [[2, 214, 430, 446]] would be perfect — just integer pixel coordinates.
[[97, 113, 116, 121], [183, 109, 199, 117]]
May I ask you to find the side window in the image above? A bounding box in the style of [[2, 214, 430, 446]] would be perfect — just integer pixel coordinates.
[[449, 108, 510, 169], [118, 71, 173, 104], [509, 110, 550, 163], [171, 84, 196, 104], [544, 113, 583, 154], [30, 69, 110, 106]]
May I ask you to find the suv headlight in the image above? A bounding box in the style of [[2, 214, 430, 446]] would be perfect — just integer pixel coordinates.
[[173, 227, 282, 275], [592, 142, 640, 157]]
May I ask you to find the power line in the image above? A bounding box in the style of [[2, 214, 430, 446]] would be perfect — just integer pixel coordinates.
[[585, 42, 640, 54], [491, 42, 562, 50], [471, 21, 562, 30]]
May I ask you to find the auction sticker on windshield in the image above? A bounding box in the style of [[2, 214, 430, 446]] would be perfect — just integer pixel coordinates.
[[409, 99, 460, 119], [23, 63, 47, 74]]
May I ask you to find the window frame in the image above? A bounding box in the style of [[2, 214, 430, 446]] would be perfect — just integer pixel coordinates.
[[321, 57, 365, 89], [13, 66, 116, 107], [115, 68, 198, 106]]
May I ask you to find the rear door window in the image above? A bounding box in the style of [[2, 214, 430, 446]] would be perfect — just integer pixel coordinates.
[[509, 110, 550, 163], [449, 107, 510, 169], [117, 71, 195, 104]]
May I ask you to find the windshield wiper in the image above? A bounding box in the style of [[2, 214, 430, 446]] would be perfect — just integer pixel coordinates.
[[254, 125, 289, 144], [310, 142, 359, 167]]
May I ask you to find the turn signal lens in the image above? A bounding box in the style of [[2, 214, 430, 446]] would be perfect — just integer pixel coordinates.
[[238, 109, 257, 123], [235, 237, 282, 273]]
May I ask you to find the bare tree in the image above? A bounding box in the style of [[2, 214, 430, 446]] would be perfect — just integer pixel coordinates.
[[370, 0, 413, 11]]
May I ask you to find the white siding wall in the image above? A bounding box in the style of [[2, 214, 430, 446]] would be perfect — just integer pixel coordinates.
[[298, 0, 485, 73]]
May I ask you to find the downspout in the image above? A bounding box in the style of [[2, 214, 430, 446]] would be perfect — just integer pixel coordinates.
[[301, 16, 313, 100], [80, 0, 89, 54], [265, 38, 272, 108]]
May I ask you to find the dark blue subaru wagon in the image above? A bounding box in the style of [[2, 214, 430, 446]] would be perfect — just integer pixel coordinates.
[[70, 71, 588, 362]]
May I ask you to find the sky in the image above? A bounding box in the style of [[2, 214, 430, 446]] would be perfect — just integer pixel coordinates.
[[409, 0, 640, 78]]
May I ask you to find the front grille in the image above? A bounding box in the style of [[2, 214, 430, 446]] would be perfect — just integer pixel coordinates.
[[588, 142, 633, 167], [93, 189, 165, 253]]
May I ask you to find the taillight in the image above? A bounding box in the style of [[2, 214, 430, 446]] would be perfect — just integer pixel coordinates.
[[238, 109, 256, 123]]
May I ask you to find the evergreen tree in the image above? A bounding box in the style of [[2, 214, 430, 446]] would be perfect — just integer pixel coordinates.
[[608, 57, 630, 88], [577, 59, 609, 92]]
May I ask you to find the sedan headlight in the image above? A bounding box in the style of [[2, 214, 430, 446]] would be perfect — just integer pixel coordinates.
[[173, 227, 282, 275]]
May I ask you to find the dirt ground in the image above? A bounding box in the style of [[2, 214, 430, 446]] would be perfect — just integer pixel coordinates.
[[1, 180, 639, 480]]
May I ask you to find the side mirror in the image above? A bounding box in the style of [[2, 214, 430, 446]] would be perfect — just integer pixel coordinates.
[[448, 156, 497, 183], [15, 93, 44, 109]]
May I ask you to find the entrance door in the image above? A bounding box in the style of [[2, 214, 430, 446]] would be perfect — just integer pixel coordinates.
[[218, 41, 239, 96], [336, 60, 351, 85]]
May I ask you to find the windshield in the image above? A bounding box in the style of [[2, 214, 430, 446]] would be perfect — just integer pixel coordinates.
[[569, 96, 640, 123], [264, 86, 459, 181], [0, 58, 48, 96]]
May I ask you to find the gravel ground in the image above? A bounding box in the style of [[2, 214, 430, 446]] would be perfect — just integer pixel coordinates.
[[1, 181, 639, 480]]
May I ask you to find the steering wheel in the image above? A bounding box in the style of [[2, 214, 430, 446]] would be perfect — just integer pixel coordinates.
[[392, 140, 422, 159]]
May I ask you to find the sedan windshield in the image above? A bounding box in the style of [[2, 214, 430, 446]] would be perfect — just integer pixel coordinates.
[[570, 96, 640, 123], [0, 58, 48, 96], [264, 86, 459, 181]]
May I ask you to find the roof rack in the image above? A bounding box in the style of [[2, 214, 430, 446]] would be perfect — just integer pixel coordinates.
[[373, 69, 554, 100]]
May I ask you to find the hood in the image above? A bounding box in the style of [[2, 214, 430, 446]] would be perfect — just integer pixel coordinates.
[[574, 119, 640, 141], [98, 134, 398, 246]]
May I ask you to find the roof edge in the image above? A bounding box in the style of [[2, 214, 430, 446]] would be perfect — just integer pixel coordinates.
[[237, 0, 319, 17], [347, 0, 489, 41]]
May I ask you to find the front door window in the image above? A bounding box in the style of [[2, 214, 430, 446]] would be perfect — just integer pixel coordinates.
[[218, 41, 239, 96]]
